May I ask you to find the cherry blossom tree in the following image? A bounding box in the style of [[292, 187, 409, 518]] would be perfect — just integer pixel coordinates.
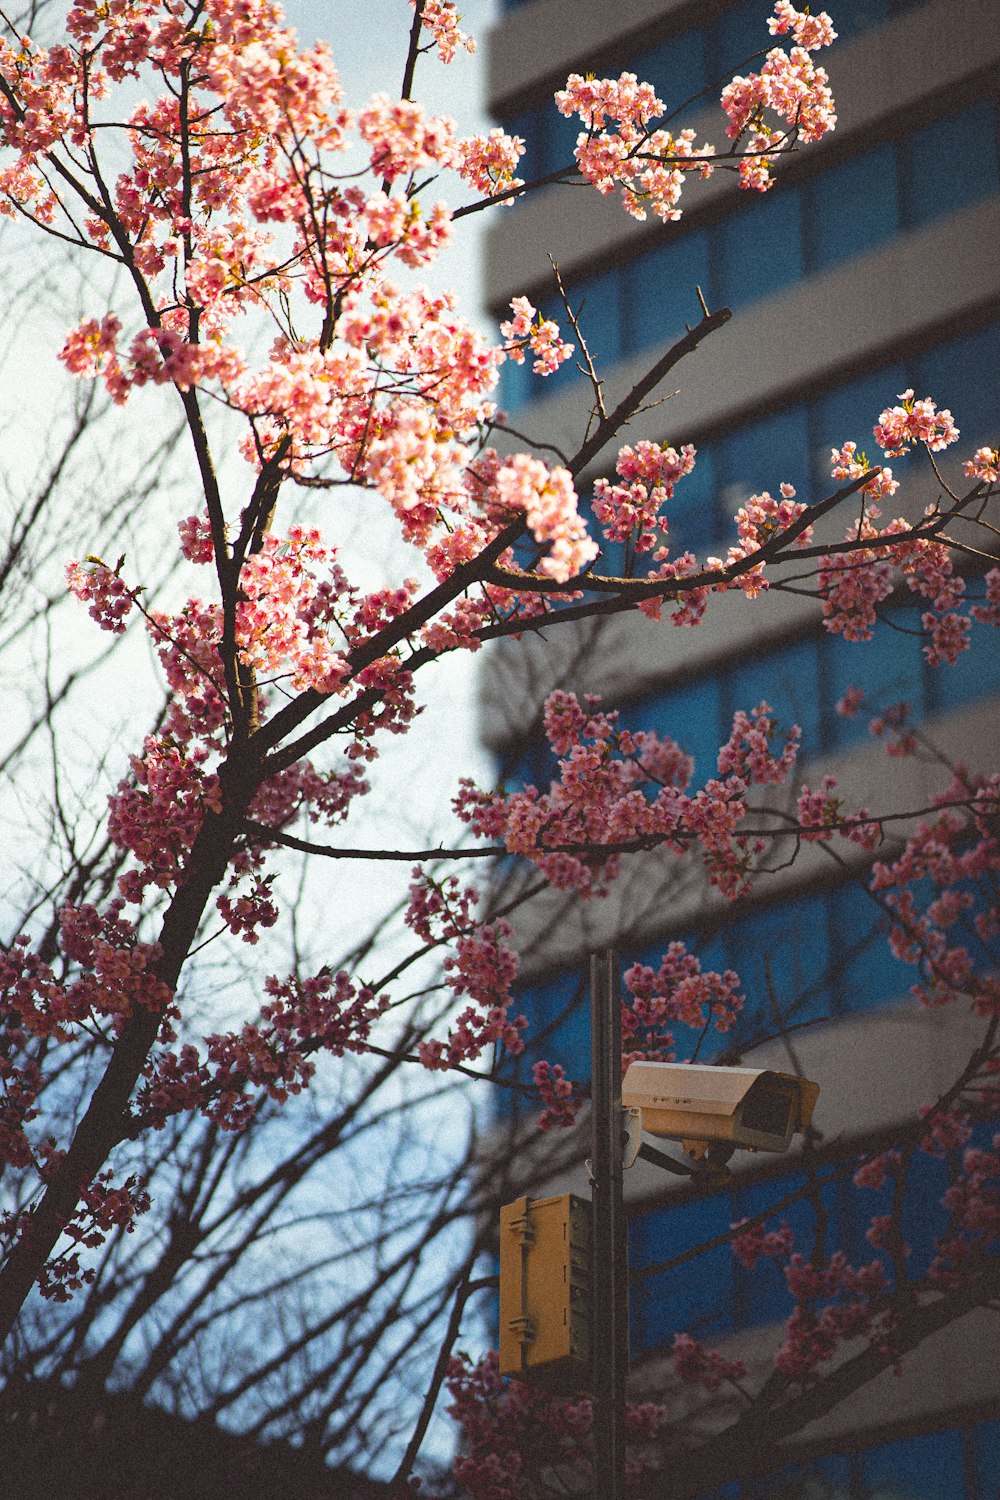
[[0, 0, 998, 1491]]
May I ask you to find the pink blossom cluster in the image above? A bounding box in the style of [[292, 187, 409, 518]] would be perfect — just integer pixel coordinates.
[[445, 1350, 667, 1499], [818, 540, 894, 641], [0, 901, 171, 1179], [933, 1136, 1000, 1283], [65, 556, 139, 634], [531, 1060, 579, 1131], [964, 445, 1000, 484], [767, 0, 837, 49], [775, 1253, 889, 1379], [493, 455, 597, 582], [456, 128, 524, 199], [672, 1332, 746, 1391], [972, 566, 1000, 628], [0, 1053, 41, 1174], [866, 769, 1000, 1014], [867, 699, 918, 758], [795, 775, 880, 851], [411, 0, 476, 64], [457, 692, 800, 902], [217, 873, 280, 945], [499, 296, 574, 376], [554, 66, 717, 222], [830, 442, 899, 501], [717, 701, 800, 785], [873, 389, 959, 457], [731, 1218, 794, 1270], [720, 6, 837, 190], [633, 550, 711, 626], [37, 1171, 151, 1302], [726, 485, 811, 591], [138, 970, 385, 1131], [405, 873, 526, 1069], [58, 901, 172, 1029], [108, 736, 221, 901], [446, 1351, 592, 1499], [852, 1117, 1000, 1296], [624, 940, 744, 1035], [592, 441, 696, 553], [358, 93, 458, 185]]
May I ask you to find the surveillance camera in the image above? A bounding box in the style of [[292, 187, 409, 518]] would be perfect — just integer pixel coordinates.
[[622, 1061, 819, 1158]]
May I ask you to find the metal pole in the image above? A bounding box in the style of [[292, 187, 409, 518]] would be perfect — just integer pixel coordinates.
[[590, 948, 628, 1500]]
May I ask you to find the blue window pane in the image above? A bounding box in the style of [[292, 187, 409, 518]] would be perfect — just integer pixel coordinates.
[[827, 0, 889, 40], [904, 99, 999, 229], [717, 405, 810, 519], [670, 442, 722, 553], [539, 97, 583, 177], [862, 1427, 967, 1500], [572, 265, 624, 370], [624, 675, 725, 788], [713, 0, 782, 77], [754, 1454, 853, 1500], [514, 969, 591, 1082], [497, 346, 533, 412], [905, 1151, 958, 1281], [719, 186, 803, 311], [975, 1418, 1000, 1498], [732, 1171, 800, 1326], [630, 1192, 736, 1351], [631, 27, 708, 117], [723, 893, 835, 1038], [809, 143, 900, 271], [624, 229, 712, 354], [928, 611, 1000, 714], [498, 726, 556, 793], [824, 617, 927, 752], [830, 880, 914, 1015], [728, 634, 824, 759], [812, 363, 909, 492], [501, 107, 541, 187], [915, 321, 1000, 453]]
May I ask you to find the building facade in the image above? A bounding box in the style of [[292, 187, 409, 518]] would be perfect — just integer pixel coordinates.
[[480, 0, 1000, 1493]]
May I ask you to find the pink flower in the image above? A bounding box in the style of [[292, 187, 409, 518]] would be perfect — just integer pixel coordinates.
[[411, 0, 475, 64], [964, 445, 999, 483], [873, 390, 959, 457], [493, 454, 597, 582], [499, 295, 573, 374]]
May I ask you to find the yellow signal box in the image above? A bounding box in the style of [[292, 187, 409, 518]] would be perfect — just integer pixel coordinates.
[[498, 1193, 591, 1391]]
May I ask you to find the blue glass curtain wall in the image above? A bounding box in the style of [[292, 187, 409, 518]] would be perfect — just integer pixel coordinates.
[[702, 1417, 1000, 1499]]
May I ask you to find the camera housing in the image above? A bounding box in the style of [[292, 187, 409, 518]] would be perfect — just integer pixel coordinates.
[[622, 1061, 820, 1156]]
